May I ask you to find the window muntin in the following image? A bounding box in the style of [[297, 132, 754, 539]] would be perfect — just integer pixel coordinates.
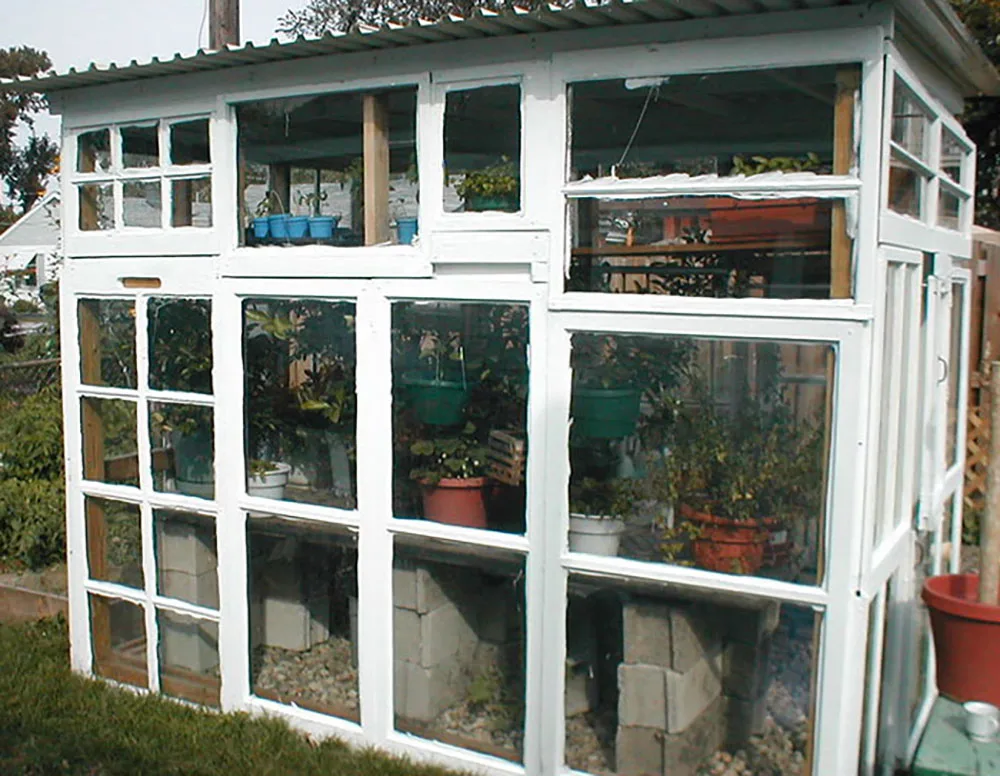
[[569, 66, 853, 181], [248, 515, 359, 722], [236, 87, 417, 247], [567, 195, 851, 298], [393, 535, 525, 761], [563, 576, 818, 776], [569, 332, 832, 585], [444, 83, 522, 213], [73, 117, 213, 233], [392, 301, 529, 534], [242, 298, 357, 510]]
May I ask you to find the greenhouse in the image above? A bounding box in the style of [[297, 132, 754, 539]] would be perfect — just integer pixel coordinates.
[[5, 1, 997, 774]]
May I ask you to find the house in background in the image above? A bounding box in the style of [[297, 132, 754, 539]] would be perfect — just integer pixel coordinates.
[[0, 189, 61, 304], [3, 2, 997, 775]]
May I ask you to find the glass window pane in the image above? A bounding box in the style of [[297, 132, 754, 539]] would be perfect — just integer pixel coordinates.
[[564, 576, 818, 776], [243, 299, 357, 509], [155, 510, 218, 609], [77, 129, 111, 173], [237, 87, 417, 246], [78, 298, 137, 389], [150, 402, 215, 499], [569, 333, 832, 584], [89, 594, 147, 688], [394, 536, 525, 761], [123, 180, 162, 228], [158, 610, 220, 707], [81, 397, 138, 486], [121, 124, 159, 168], [948, 282, 965, 467], [392, 301, 529, 534], [86, 497, 143, 589], [891, 79, 930, 161], [888, 159, 923, 218], [249, 515, 359, 722], [569, 66, 855, 181], [938, 189, 962, 231], [78, 183, 114, 231], [148, 297, 213, 394], [568, 196, 849, 298], [941, 129, 966, 185], [171, 178, 213, 228], [170, 119, 210, 165], [445, 84, 521, 213]]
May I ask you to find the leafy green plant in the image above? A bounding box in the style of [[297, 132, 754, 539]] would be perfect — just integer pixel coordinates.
[[731, 152, 823, 175], [0, 478, 65, 569], [409, 422, 489, 484], [571, 333, 693, 394], [454, 157, 518, 201], [568, 477, 634, 518], [0, 385, 64, 481], [296, 189, 328, 217]]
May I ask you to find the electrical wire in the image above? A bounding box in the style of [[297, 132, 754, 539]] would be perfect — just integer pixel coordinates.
[[614, 84, 658, 174], [198, 0, 210, 49]]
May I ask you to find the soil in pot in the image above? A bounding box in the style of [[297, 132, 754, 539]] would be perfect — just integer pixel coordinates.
[[569, 514, 625, 556], [421, 477, 488, 528], [571, 387, 641, 440], [681, 504, 767, 575], [922, 573, 1000, 706]]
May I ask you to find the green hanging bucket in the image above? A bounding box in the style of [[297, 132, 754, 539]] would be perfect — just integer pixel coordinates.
[[571, 386, 641, 439], [402, 374, 471, 426]]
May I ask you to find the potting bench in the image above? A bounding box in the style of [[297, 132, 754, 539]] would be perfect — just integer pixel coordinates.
[[912, 697, 1000, 776]]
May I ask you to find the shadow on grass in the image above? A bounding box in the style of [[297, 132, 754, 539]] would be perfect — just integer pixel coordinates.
[[0, 617, 468, 776]]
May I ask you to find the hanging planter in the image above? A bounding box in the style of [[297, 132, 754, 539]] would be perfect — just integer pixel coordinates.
[[922, 574, 1000, 706], [681, 504, 768, 575], [571, 386, 641, 439], [420, 476, 488, 528], [401, 374, 471, 426]]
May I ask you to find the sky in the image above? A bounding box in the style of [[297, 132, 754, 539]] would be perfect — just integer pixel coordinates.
[[2, 0, 302, 142]]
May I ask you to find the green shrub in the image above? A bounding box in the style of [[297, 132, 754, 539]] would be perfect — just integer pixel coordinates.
[[0, 478, 65, 569], [0, 384, 64, 480], [11, 299, 39, 314]]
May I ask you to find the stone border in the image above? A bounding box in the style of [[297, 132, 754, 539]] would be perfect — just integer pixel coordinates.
[[0, 582, 68, 624]]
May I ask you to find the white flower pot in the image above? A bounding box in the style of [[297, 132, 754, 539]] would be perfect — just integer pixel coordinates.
[[176, 479, 214, 499], [569, 513, 626, 556], [248, 462, 291, 500]]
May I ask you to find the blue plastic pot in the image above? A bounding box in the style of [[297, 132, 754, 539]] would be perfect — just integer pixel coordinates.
[[268, 214, 290, 240], [308, 215, 340, 240], [287, 216, 309, 239], [396, 217, 419, 245], [252, 217, 269, 239]]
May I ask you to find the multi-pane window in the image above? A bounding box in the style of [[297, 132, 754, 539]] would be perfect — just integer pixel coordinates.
[[74, 118, 213, 232], [565, 65, 861, 299]]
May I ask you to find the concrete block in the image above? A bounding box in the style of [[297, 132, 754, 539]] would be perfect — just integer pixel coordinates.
[[623, 599, 672, 667], [259, 559, 331, 651], [394, 608, 421, 664], [665, 647, 722, 733], [669, 606, 720, 674], [619, 663, 667, 729], [420, 602, 471, 667], [726, 695, 768, 747], [160, 616, 218, 674], [723, 634, 772, 700], [565, 660, 598, 717], [724, 602, 781, 645], [615, 725, 663, 776], [393, 562, 460, 614], [661, 695, 727, 776], [393, 658, 462, 722]]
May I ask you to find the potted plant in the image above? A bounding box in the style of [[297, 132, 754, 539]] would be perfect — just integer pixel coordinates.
[[400, 329, 472, 426], [251, 194, 272, 240], [151, 406, 214, 498], [409, 422, 490, 528], [455, 156, 519, 213], [667, 387, 823, 575], [568, 477, 630, 556], [247, 458, 292, 499], [297, 190, 340, 241], [255, 190, 290, 241]]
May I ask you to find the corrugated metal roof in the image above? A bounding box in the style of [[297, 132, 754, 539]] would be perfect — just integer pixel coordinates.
[[2, 0, 997, 96]]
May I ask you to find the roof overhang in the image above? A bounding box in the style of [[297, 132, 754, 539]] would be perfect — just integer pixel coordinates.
[[2, 0, 997, 97]]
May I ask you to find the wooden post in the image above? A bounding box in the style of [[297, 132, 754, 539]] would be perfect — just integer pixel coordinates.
[[981, 362, 1000, 604], [830, 67, 860, 299], [268, 164, 291, 220], [171, 179, 193, 227], [209, 0, 239, 49], [363, 93, 391, 245]]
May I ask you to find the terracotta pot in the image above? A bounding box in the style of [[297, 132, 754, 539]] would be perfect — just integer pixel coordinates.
[[923, 574, 1000, 706], [420, 477, 488, 528], [680, 503, 767, 575]]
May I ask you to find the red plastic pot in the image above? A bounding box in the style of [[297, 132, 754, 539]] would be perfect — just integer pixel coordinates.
[[420, 477, 488, 528], [922, 574, 1000, 706], [680, 503, 767, 575]]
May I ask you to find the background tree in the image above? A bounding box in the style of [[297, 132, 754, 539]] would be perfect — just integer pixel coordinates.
[[278, 0, 570, 37], [0, 46, 56, 233]]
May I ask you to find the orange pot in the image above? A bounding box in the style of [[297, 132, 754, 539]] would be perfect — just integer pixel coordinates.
[[680, 503, 767, 575], [420, 477, 488, 528]]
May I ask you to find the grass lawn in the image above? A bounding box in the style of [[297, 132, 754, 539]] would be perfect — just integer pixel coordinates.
[[0, 617, 464, 776]]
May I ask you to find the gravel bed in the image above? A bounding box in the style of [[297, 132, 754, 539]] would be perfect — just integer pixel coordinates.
[[252, 637, 359, 718], [434, 696, 523, 754]]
